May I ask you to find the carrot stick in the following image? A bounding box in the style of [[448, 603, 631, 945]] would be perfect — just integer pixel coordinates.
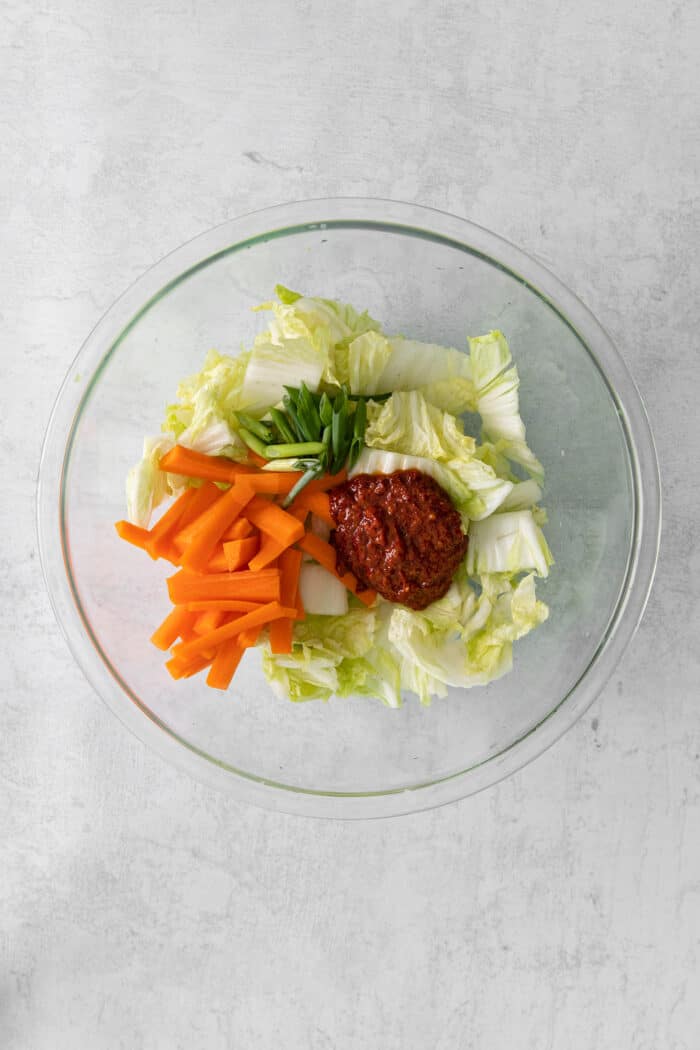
[[179, 482, 255, 572], [303, 469, 347, 495], [150, 606, 195, 651], [114, 520, 151, 550], [206, 638, 245, 690], [173, 482, 222, 543], [172, 601, 296, 660], [248, 533, 285, 572], [245, 495, 305, 548], [247, 451, 269, 468], [159, 445, 255, 484], [292, 490, 334, 526], [239, 625, 262, 648], [193, 608, 226, 635], [145, 487, 198, 557], [298, 533, 376, 607], [185, 599, 264, 613], [167, 568, 281, 604], [207, 548, 229, 573], [243, 472, 303, 495], [166, 653, 213, 680], [269, 548, 303, 653], [223, 518, 253, 541], [223, 536, 259, 571]]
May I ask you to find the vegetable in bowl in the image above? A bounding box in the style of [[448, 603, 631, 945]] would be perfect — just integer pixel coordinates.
[[115, 285, 553, 706]]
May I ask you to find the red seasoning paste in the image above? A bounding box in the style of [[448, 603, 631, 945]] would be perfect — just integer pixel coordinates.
[[328, 470, 468, 610]]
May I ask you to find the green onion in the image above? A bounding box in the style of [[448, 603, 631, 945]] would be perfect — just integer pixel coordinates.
[[238, 428, 268, 457], [269, 407, 296, 444], [236, 412, 274, 443], [297, 383, 322, 440], [283, 397, 307, 442], [265, 441, 326, 460], [319, 392, 333, 427], [282, 464, 324, 507]]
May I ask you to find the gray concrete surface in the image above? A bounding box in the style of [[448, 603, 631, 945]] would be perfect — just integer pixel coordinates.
[[2, 1, 699, 1047]]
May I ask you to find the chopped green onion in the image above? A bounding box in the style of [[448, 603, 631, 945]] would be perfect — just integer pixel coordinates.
[[238, 428, 268, 457], [265, 441, 326, 460], [297, 383, 322, 440], [319, 392, 333, 427], [282, 464, 324, 507], [269, 407, 296, 444], [283, 398, 307, 442], [236, 412, 274, 443]]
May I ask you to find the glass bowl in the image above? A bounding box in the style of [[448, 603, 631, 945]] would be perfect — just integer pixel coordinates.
[[38, 199, 660, 818]]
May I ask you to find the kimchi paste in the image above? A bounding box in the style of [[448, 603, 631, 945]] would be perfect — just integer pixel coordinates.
[[328, 470, 468, 611]]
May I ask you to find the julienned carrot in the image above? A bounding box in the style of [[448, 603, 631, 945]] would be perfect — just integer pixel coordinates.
[[193, 608, 226, 635], [159, 445, 255, 484], [244, 472, 303, 495], [247, 451, 269, 468], [298, 533, 376, 607], [207, 548, 229, 573], [114, 520, 151, 550], [172, 601, 297, 661], [223, 536, 259, 571], [185, 599, 263, 613], [146, 487, 198, 557], [223, 518, 253, 541], [167, 568, 281, 604], [173, 481, 222, 542], [269, 548, 303, 654], [166, 653, 213, 680], [248, 533, 285, 572], [150, 606, 195, 651], [293, 490, 334, 527], [180, 483, 255, 572], [302, 469, 347, 496], [245, 496, 305, 548], [206, 638, 245, 690]]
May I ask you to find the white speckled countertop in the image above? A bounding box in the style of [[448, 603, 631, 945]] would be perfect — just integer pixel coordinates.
[[3, 2, 699, 1046]]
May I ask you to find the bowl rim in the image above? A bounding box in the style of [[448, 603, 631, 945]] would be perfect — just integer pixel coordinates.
[[37, 197, 661, 819]]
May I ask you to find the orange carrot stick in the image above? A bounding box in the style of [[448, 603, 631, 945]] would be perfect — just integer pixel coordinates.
[[193, 608, 226, 635], [145, 487, 198, 558], [167, 568, 281, 604], [150, 606, 195, 651], [247, 451, 269, 468], [206, 638, 245, 690], [223, 536, 259, 571], [245, 495, 305, 548], [244, 472, 304, 495], [207, 548, 229, 573], [166, 653, 213, 680], [172, 602, 296, 661], [298, 533, 376, 607], [114, 520, 151, 550], [159, 445, 255, 484], [222, 518, 253, 541], [184, 599, 263, 613], [292, 490, 334, 526], [173, 482, 222, 543], [269, 548, 303, 654], [248, 533, 286, 572], [303, 469, 347, 495], [179, 482, 255, 572]]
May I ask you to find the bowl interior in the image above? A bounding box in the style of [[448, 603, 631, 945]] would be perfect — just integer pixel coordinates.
[[52, 212, 641, 810]]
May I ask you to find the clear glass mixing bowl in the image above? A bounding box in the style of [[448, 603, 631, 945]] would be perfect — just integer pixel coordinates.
[[37, 199, 660, 818]]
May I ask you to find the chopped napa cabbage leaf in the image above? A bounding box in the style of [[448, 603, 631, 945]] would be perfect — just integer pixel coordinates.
[[162, 349, 249, 459], [126, 435, 185, 528], [466, 510, 553, 578], [298, 563, 348, 615], [345, 332, 475, 413], [499, 479, 543, 511], [387, 570, 548, 703], [469, 330, 544, 480], [363, 392, 512, 520], [262, 606, 404, 706]]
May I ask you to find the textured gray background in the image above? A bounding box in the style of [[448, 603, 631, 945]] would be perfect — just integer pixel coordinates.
[[3, 1, 699, 1047]]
